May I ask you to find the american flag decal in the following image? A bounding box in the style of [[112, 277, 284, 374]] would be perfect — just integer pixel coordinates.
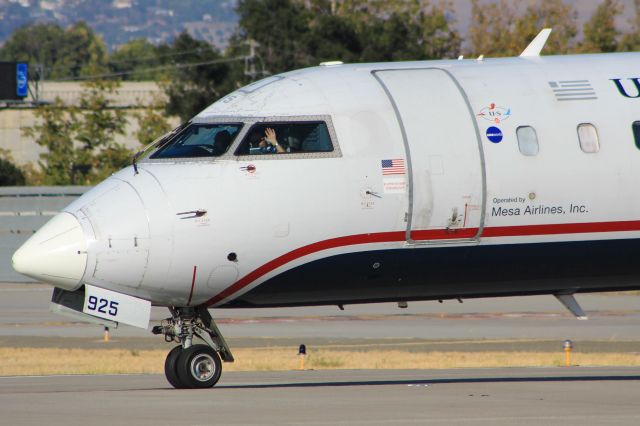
[[548, 80, 597, 101], [381, 159, 405, 175]]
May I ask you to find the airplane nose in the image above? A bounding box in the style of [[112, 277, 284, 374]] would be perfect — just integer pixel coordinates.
[[12, 212, 88, 291]]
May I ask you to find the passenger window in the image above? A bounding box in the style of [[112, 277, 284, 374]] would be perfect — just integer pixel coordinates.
[[235, 122, 333, 155], [577, 123, 599, 153], [150, 123, 242, 159], [632, 121, 640, 150], [516, 126, 539, 156]]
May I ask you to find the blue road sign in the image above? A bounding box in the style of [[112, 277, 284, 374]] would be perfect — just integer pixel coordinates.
[[16, 63, 28, 98]]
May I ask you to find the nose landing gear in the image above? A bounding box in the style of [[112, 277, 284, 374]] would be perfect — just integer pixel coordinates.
[[152, 306, 233, 389]]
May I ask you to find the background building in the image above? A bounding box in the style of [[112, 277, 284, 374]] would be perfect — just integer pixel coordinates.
[[0, 81, 179, 166]]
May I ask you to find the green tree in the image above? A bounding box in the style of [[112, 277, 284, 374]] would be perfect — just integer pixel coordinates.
[[359, 12, 426, 62], [469, 0, 577, 57], [134, 98, 173, 146], [579, 0, 622, 53], [332, 0, 410, 18], [76, 80, 130, 182], [304, 11, 362, 64], [237, 0, 459, 67], [55, 21, 108, 78], [22, 99, 79, 185], [0, 23, 66, 78], [0, 149, 26, 186], [357, 2, 460, 61], [514, 0, 577, 55], [417, 3, 462, 59], [163, 32, 237, 121], [109, 38, 166, 81], [620, 0, 640, 51], [23, 80, 131, 185], [237, 0, 312, 74], [0, 21, 107, 79], [468, 0, 515, 57]]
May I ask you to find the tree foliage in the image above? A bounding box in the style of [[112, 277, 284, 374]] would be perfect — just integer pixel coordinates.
[[237, 0, 312, 73], [358, 4, 460, 62], [22, 99, 78, 184], [0, 149, 26, 186], [304, 9, 362, 64], [619, 0, 640, 51], [579, 0, 622, 53], [23, 81, 131, 185], [162, 32, 238, 121], [108, 38, 167, 81], [0, 23, 64, 76], [469, 0, 576, 57], [236, 0, 460, 75], [76, 80, 131, 182], [0, 21, 107, 79], [134, 98, 173, 146]]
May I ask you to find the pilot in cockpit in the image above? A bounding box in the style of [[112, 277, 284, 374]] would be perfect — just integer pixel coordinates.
[[249, 127, 285, 154], [212, 130, 232, 156]]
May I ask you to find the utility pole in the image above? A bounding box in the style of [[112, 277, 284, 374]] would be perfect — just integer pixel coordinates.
[[244, 39, 270, 79], [244, 39, 258, 79], [27, 63, 44, 106]]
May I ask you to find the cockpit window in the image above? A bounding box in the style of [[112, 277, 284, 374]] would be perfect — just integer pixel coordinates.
[[235, 122, 333, 156], [150, 123, 242, 159]]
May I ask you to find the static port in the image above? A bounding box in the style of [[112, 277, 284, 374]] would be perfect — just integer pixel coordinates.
[[227, 252, 237, 262]]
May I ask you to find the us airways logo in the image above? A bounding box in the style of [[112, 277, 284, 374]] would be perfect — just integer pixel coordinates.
[[611, 78, 640, 98]]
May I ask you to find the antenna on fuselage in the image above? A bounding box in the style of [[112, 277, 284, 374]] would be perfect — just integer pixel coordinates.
[[520, 28, 552, 57]]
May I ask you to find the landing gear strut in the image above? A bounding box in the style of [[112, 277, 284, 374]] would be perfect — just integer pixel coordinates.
[[152, 306, 233, 389]]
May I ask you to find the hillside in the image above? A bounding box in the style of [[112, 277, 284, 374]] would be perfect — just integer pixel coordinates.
[[0, 0, 238, 50]]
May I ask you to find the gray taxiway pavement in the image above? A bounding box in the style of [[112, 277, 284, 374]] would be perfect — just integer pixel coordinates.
[[1, 283, 640, 342], [1, 368, 639, 425], [2, 283, 640, 425]]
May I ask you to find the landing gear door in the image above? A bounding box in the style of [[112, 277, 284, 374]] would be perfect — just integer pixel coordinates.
[[374, 68, 485, 243]]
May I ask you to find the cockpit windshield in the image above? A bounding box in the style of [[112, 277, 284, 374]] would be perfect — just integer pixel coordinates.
[[150, 123, 242, 159]]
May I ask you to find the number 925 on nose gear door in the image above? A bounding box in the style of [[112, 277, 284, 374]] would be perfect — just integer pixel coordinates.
[[82, 284, 151, 329]]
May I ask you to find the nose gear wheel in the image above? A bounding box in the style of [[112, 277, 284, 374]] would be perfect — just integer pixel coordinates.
[[175, 345, 222, 388], [154, 307, 232, 389]]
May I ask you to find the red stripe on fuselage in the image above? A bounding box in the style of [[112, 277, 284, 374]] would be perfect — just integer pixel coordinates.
[[203, 220, 640, 307], [482, 221, 640, 237], [411, 227, 479, 240], [204, 231, 404, 306]]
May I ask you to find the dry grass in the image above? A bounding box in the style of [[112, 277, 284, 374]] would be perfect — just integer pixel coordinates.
[[2, 347, 640, 376]]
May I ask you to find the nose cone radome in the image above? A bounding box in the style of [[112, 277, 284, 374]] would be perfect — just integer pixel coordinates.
[[12, 212, 87, 290]]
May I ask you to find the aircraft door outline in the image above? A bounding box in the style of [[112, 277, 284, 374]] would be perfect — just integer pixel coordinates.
[[372, 68, 487, 244]]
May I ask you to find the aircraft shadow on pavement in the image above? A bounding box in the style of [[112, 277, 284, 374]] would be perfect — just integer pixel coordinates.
[[216, 375, 640, 390]]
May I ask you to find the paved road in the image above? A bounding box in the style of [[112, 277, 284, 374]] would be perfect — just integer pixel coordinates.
[[1, 283, 639, 341], [1, 368, 639, 425]]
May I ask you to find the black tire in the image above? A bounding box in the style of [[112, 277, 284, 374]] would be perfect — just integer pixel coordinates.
[[164, 345, 186, 389], [176, 344, 222, 389]]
